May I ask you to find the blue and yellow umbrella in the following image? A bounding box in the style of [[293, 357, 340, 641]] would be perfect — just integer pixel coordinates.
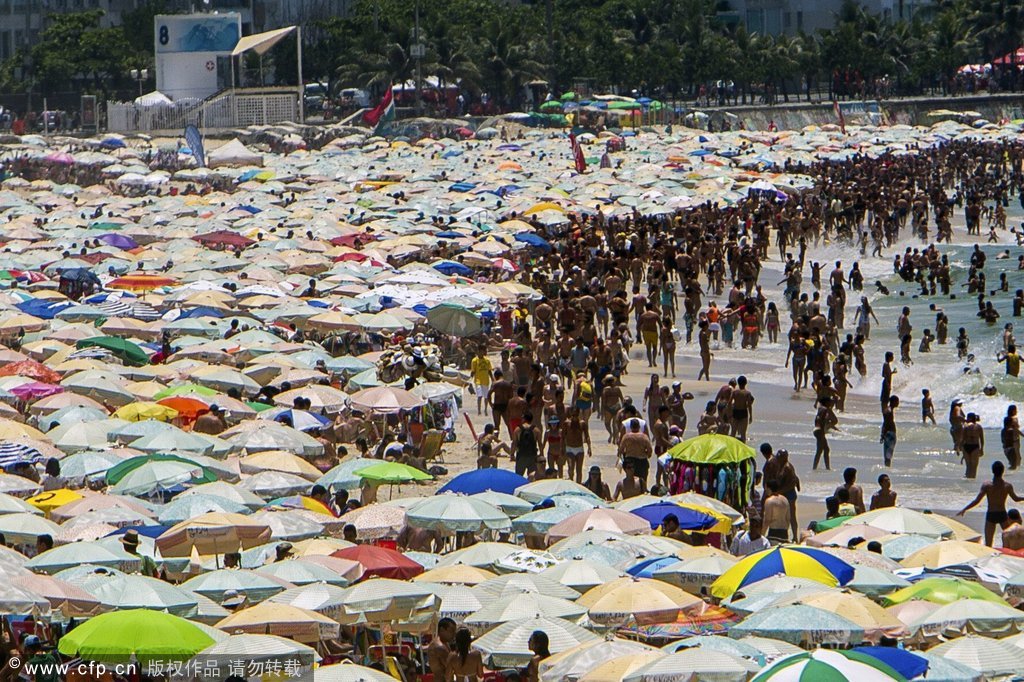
[[710, 546, 854, 599]]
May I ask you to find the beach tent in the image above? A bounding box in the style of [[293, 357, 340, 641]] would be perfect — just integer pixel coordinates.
[[207, 139, 264, 169]]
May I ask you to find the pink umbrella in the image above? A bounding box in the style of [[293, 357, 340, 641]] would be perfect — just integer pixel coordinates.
[[44, 152, 75, 165], [10, 382, 64, 400], [348, 386, 425, 415], [546, 508, 651, 542], [492, 258, 519, 272]]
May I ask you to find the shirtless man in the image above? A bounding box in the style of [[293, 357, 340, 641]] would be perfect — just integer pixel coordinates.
[[488, 371, 515, 438], [834, 467, 866, 515], [869, 473, 897, 510], [613, 460, 643, 500], [958, 460, 1024, 546], [638, 304, 661, 367], [762, 479, 791, 543], [1003, 509, 1024, 550], [962, 412, 985, 479], [730, 375, 754, 443], [426, 618, 456, 682]]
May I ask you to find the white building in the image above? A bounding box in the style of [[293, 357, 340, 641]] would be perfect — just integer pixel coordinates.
[[724, 0, 929, 36]]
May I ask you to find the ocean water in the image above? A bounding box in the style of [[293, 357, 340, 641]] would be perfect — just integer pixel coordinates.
[[693, 240, 1024, 510]]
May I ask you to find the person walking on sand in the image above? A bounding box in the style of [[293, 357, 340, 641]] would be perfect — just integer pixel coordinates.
[[730, 375, 754, 443], [958, 460, 1024, 546], [697, 319, 712, 381]]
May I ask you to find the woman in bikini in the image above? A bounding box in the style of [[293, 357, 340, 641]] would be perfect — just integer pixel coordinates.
[[447, 628, 484, 682]]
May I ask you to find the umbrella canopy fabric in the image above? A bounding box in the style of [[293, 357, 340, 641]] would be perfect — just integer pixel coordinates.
[[751, 649, 905, 682], [216, 602, 340, 643], [711, 546, 855, 599], [156, 513, 272, 557], [851, 646, 929, 680], [331, 545, 424, 580], [426, 303, 481, 336], [667, 434, 756, 464], [438, 469, 529, 495], [57, 609, 217, 663], [576, 576, 703, 626], [731, 604, 866, 647], [546, 509, 651, 541], [882, 577, 1008, 606], [473, 616, 600, 668], [926, 635, 1024, 679], [406, 495, 511, 533], [348, 386, 424, 414]]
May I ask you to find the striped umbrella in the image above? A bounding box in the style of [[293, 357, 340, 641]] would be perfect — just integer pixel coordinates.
[[752, 649, 905, 682], [711, 546, 854, 599], [0, 442, 45, 469]]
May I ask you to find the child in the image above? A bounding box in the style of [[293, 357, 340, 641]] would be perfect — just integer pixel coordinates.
[[919, 328, 935, 353], [956, 327, 970, 360], [922, 388, 936, 425]]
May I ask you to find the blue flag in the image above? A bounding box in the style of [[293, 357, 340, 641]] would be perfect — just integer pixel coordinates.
[[184, 124, 205, 167]]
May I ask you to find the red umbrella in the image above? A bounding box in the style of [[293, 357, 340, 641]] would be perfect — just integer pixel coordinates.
[[331, 545, 423, 580], [0, 359, 61, 384], [193, 230, 256, 249], [108, 274, 178, 291]]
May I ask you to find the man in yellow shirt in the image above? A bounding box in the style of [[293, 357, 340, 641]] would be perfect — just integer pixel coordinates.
[[470, 348, 493, 416]]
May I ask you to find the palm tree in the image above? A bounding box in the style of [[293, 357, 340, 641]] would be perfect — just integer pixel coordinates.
[[428, 19, 480, 100], [477, 18, 545, 110], [971, 0, 1024, 64]]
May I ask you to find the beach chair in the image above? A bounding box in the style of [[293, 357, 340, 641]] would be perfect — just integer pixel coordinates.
[[419, 429, 446, 463]]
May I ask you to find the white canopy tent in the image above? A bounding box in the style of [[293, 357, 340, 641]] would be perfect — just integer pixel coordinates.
[[230, 25, 303, 121], [207, 139, 264, 168]]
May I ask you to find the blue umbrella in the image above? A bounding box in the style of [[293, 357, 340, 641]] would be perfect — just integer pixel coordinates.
[[106, 524, 170, 540], [851, 646, 928, 679], [177, 306, 226, 319], [432, 261, 473, 277], [625, 555, 679, 578], [97, 233, 138, 250], [438, 469, 528, 496], [15, 299, 73, 319], [514, 233, 552, 252], [630, 502, 718, 531], [436, 231, 462, 239]]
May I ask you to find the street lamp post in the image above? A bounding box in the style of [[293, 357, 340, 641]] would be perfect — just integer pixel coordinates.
[[130, 68, 149, 97]]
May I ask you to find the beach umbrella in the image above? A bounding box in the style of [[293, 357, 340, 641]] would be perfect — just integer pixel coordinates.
[[315, 663, 396, 682], [112, 402, 179, 422], [577, 576, 703, 626], [666, 433, 755, 463], [623, 648, 757, 682], [471, 491, 534, 518], [711, 546, 854, 599], [651, 555, 739, 591], [338, 504, 406, 540], [438, 469, 528, 495], [805, 523, 891, 548], [847, 508, 954, 538], [57, 609, 217, 663], [629, 502, 719, 532], [883, 577, 1008, 606], [473, 616, 600, 668], [426, 303, 481, 336], [76, 337, 149, 365], [406, 494, 510, 533], [157, 512, 272, 557], [851, 646, 929, 680], [332, 544, 423, 580], [11, 573, 103, 616], [912, 653, 982, 682], [412, 565, 497, 586], [845, 565, 911, 598], [926, 635, 1024, 679], [217, 602, 340, 643], [257, 560, 351, 587], [26, 542, 141, 574], [0, 512, 59, 543], [192, 634, 319, 676], [515, 479, 601, 504], [348, 386, 424, 414], [269, 582, 349, 619], [250, 510, 324, 540], [789, 591, 908, 642], [108, 274, 178, 291], [157, 494, 251, 525], [79, 573, 198, 616], [751, 649, 904, 682], [901, 540, 998, 569], [179, 482, 265, 509], [666, 634, 802, 662], [540, 638, 661, 682], [240, 471, 319, 499], [537, 558, 628, 593], [182, 568, 289, 603], [435, 541, 520, 569], [546, 508, 651, 542], [475, 573, 581, 601], [0, 492, 43, 516], [908, 598, 1024, 640], [355, 461, 432, 485], [465, 592, 586, 630], [577, 653, 668, 682], [731, 604, 865, 647], [0, 581, 50, 615]]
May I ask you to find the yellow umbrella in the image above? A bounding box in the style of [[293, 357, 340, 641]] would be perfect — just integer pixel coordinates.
[[290, 537, 354, 557], [901, 540, 998, 569], [239, 451, 323, 481], [27, 489, 84, 514], [789, 592, 908, 642], [216, 603, 340, 643], [0, 421, 46, 441], [578, 653, 666, 682], [577, 577, 703, 626], [412, 565, 498, 586], [113, 402, 180, 423]]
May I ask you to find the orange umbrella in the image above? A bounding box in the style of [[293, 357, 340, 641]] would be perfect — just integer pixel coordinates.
[[0, 359, 61, 384], [108, 274, 178, 291], [157, 396, 210, 420]]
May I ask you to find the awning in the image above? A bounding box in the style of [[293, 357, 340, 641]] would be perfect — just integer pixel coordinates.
[[231, 26, 296, 57]]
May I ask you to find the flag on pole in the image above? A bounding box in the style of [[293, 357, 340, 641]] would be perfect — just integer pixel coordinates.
[[569, 133, 587, 173], [832, 98, 846, 135], [183, 124, 205, 167], [364, 86, 395, 130]]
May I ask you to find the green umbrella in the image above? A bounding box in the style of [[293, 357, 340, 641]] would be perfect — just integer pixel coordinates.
[[106, 454, 214, 485], [153, 383, 218, 400], [426, 303, 481, 337], [57, 609, 216, 663], [246, 401, 276, 413], [883, 577, 1009, 606], [77, 336, 149, 366], [667, 434, 756, 464], [560, 91, 577, 101], [355, 462, 432, 484], [540, 101, 564, 112], [751, 649, 904, 681]]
